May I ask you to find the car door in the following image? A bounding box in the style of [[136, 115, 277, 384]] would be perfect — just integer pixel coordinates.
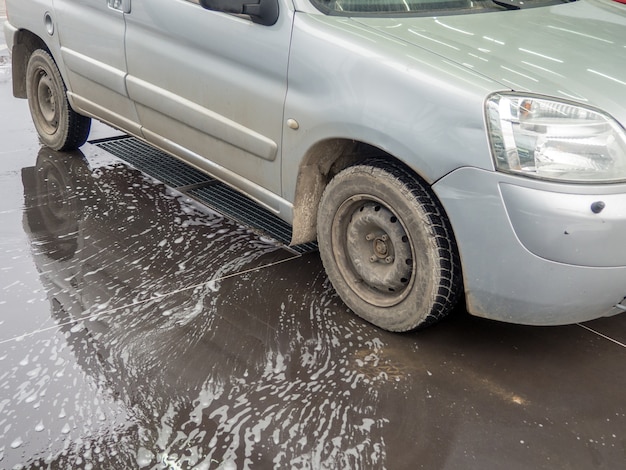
[[52, 0, 141, 134], [124, 0, 292, 212]]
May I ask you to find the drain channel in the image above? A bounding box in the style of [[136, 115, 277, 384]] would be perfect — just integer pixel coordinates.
[[94, 136, 214, 188], [92, 136, 317, 254]]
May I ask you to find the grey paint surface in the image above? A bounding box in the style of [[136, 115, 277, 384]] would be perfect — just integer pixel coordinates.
[[123, 0, 289, 195], [3, 0, 626, 326], [360, 1, 626, 122]]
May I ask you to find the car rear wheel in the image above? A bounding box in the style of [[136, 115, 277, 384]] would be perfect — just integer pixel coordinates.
[[26, 49, 91, 150], [317, 159, 461, 331]]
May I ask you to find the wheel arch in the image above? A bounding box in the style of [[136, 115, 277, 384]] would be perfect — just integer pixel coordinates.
[[290, 137, 442, 246], [10, 29, 49, 99]]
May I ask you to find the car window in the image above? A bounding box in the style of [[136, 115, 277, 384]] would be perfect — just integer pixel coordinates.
[[310, 0, 575, 15]]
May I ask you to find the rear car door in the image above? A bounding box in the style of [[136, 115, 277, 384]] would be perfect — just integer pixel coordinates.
[[124, 0, 292, 211], [53, 0, 140, 134]]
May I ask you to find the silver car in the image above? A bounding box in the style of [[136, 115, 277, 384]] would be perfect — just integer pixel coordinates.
[[4, 0, 626, 331]]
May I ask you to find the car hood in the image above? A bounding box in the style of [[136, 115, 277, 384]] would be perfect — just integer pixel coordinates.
[[354, 0, 626, 121]]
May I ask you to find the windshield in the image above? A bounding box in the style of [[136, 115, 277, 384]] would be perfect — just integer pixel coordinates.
[[310, 0, 574, 15]]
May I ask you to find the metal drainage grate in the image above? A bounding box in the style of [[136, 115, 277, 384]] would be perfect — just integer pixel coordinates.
[[94, 136, 213, 188], [92, 136, 317, 254]]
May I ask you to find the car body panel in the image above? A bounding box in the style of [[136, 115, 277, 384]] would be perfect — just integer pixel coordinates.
[[357, 0, 626, 123], [124, 0, 292, 202], [500, 183, 626, 267], [3, 18, 17, 51], [3, 0, 67, 95], [283, 12, 498, 202], [52, 0, 141, 132], [433, 167, 626, 325]]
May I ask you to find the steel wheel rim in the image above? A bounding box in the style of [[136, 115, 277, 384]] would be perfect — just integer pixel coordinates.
[[331, 195, 416, 308], [35, 69, 59, 135]]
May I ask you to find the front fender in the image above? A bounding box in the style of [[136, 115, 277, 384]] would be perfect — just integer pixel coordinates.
[[3, 1, 68, 99], [283, 13, 499, 203]]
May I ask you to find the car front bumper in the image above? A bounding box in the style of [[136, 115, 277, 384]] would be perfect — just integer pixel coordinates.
[[433, 167, 626, 325]]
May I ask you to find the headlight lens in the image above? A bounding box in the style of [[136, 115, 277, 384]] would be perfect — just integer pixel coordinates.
[[486, 93, 626, 182]]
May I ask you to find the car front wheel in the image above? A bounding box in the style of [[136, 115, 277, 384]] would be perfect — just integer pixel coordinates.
[[26, 49, 91, 150], [317, 159, 462, 331]]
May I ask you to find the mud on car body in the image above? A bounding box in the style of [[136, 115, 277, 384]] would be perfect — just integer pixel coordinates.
[[4, 0, 626, 331]]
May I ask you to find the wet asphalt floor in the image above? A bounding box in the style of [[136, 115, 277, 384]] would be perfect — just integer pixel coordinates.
[[1, 35, 626, 470]]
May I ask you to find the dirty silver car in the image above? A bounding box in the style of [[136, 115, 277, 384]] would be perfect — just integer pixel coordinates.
[[4, 0, 626, 331]]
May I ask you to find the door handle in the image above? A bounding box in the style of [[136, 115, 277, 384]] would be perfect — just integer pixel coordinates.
[[107, 0, 131, 13]]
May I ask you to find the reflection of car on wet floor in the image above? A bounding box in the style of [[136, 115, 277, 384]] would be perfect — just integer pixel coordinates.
[[5, 0, 626, 330], [21, 148, 453, 468], [22, 147, 288, 315]]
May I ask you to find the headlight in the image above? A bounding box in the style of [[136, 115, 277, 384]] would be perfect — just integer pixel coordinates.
[[486, 93, 626, 182]]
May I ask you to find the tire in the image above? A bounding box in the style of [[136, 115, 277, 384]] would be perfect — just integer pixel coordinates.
[[317, 159, 462, 332], [26, 49, 91, 150]]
